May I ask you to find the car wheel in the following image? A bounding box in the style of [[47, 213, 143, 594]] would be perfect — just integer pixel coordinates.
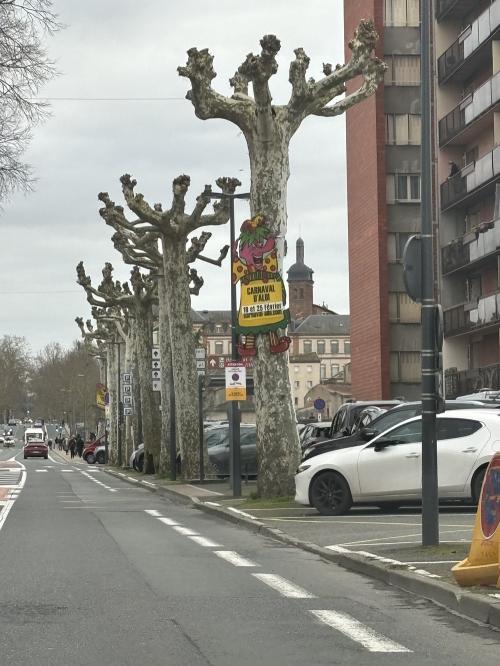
[[95, 452, 105, 464], [472, 467, 486, 504], [86, 453, 96, 465], [310, 471, 352, 516], [44, 455, 48, 459], [377, 503, 401, 512]]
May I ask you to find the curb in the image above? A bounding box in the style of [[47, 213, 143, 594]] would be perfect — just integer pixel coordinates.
[[101, 467, 500, 631]]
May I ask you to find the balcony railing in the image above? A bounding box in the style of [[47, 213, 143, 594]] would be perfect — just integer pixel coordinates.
[[444, 291, 500, 335], [436, 0, 478, 21], [439, 72, 500, 145], [441, 218, 500, 274], [445, 363, 500, 398], [437, 0, 500, 83], [440, 145, 500, 210]]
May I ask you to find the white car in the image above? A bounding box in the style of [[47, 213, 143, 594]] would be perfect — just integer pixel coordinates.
[[295, 410, 500, 515]]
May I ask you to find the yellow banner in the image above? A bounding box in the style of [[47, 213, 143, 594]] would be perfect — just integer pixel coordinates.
[[239, 277, 284, 329], [96, 384, 107, 409], [226, 387, 247, 401]]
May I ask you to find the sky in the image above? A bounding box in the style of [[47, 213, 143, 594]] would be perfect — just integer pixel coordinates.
[[1, 0, 349, 354]]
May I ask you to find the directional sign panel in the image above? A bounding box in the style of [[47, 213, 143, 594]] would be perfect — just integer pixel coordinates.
[[123, 407, 133, 416], [196, 359, 206, 370], [152, 369, 161, 380], [195, 347, 206, 360], [123, 385, 132, 395], [152, 379, 161, 392], [122, 373, 132, 383], [152, 359, 161, 370], [123, 395, 133, 406], [152, 348, 161, 360], [207, 355, 226, 371]]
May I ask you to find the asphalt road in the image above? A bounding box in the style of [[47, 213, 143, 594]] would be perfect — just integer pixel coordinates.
[[0, 445, 499, 665]]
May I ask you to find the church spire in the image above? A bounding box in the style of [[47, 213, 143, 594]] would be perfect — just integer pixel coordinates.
[[296, 237, 304, 264]]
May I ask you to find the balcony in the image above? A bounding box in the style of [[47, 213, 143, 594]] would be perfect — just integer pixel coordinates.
[[445, 363, 500, 398], [437, 0, 500, 84], [436, 0, 478, 21], [440, 145, 500, 211], [444, 291, 500, 336], [439, 72, 500, 146], [441, 218, 500, 274]]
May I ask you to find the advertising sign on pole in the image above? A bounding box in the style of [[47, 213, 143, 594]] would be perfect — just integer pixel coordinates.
[[225, 360, 247, 401]]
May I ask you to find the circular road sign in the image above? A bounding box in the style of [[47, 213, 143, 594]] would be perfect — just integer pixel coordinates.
[[313, 398, 326, 411]]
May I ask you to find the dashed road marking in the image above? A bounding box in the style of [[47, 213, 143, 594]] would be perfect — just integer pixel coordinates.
[[252, 573, 315, 599], [80, 470, 118, 492], [171, 525, 199, 536], [188, 535, 222, 548], [214, 551, 257, 567], [310, 610, 411, 653], [157, 517, 179, 526], [144, 509, 162, 517]]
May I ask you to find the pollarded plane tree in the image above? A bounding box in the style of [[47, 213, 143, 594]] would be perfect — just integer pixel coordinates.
[[76, 261, 161, 473], [98, 174, 240, 480], [178, 21, 386, 496]]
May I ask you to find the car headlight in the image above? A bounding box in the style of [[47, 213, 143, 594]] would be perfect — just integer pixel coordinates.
[[297, 463, 311, 474]]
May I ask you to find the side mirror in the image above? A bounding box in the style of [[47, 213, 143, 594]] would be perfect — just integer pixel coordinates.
[[373, 437, 393, 452], [361, 428, 376, 441], [342, 428, 350, 436]]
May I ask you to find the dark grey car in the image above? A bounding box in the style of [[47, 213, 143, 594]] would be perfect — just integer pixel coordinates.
[[207, 425, 257, 477]]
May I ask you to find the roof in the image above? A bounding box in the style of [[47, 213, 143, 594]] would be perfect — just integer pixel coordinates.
[[193, 310, 232, 323], [292, 314, 350, 336], [289, 353, 320, 363]]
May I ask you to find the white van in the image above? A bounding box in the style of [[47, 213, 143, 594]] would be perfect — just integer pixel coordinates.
[[24, 427, 47, 445]]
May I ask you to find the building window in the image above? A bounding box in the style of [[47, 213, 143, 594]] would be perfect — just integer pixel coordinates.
[[299, 288, 304, 298], [387, 174, 421, 203], [391, 351, 420, 382], [294, 397, 298, 406], [303, 340, 312, 353], [344, 342, 351, 354], [331, 364, 339, 377], [307, 380, 313, 389], [294, 380, 300, 389], [215, 325, 222, 333], [384, 55, 421, 86], [320, 364, 326, 379], [330, 340, 339, 354], [385, 114, 421, 145], [317, 340, 325, 354], [307, 365, 312, 373], [384, 0, 420, 26], [215, 342, 223, 354]]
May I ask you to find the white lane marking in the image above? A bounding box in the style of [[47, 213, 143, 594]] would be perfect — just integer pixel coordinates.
[[188, 535, 222, 548], [144, 509, 162, 517], [204, 501, 221, 507], [61, 469, 74, 473], [35, 469, 48, 473], [171, 525, 199, 536], [157, 517, 179, 526], [325, 546, 442, 579], [80, 470, 118, 492], [341, 528, 471, 547], [48, 454, 64, 465], [214, 551, 257, 567], [0, 465, 26, 533], [141, 480, 156, 487], [310, 610, 411, 653], [252, 574, 316, 599], [227, 506, 257, 520], [186, 484, 223, 495], [325, 545, 351, 554], [118, 473, 127, 477], [412, 569, 441, 579]]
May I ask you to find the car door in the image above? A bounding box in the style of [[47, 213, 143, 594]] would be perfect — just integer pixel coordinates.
[[357, 419, 422, 499], [436, 417, 488, 495], [240, 428, 257, 475]]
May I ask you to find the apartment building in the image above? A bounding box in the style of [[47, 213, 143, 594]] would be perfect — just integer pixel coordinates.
[[436, 0, 500, 395], [344, 0, 422, 401]]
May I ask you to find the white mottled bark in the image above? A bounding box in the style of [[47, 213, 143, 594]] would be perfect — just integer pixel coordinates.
[[162, 236, 200, 479], [107, 342, 118, 464], [157, 277, 173, 476]]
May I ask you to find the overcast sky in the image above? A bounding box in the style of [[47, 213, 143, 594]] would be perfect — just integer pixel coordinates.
[[2, 0, 349, 354]]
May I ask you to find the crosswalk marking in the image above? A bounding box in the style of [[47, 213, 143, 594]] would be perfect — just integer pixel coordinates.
[[309, 610, 411, 653]]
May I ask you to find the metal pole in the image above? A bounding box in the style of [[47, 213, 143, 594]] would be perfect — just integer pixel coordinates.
[[117, 341, 122, 467], [421, 0, 439, 546], [169, 360, 177, 480], [198, 374, 205, 482], [229, 196, 242, 497]]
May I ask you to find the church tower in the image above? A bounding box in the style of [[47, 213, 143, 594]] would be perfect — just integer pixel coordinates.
[[287, 238, 314, 323]]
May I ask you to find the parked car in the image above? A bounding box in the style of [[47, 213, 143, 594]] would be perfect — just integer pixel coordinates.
[[208, 424, 257, 477], [83, 435, 107, 464], [299, 421, 333, 451], [130, 443, 144, 471], [301, 400, 493, 462], [24, 438, 49, 460], [328, 401, 403, 440], [295, 410, 500, 515], [4, 435, 15, 448]]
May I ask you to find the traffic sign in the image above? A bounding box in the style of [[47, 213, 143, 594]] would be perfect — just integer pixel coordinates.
[[122, 372, 132, 383], [152, 369, 161, 380], [207, 355, 225, 371], [196, 359, 206, 370], [195, 347, 206, 360], [225, 361, 247, 401], [314, 398, 326, 410], [123, 385, 132, 395], [123, 407, 133, 416], [123, 395, 133, 406], [152, 348, 161, 360], [152, 379, 161, 392], [152, 359, 161, 370]]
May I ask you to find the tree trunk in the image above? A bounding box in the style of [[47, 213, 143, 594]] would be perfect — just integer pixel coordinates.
[[161, 236, 200, 480], [247, 130, 301, 497], [134, 302, 161, 473], [107, 343, 118, 464], [122, 330, 133, 466], [157, 277, 173, 476], [130, 319, 142, 451]]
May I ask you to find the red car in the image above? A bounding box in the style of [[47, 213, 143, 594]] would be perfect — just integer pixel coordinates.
[[24, 440, 48, 459], [83, 435, 106, 464]]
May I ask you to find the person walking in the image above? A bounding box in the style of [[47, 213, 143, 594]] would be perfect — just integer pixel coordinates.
[[76, 433, 84, 458], [69, 436, 76, 459]]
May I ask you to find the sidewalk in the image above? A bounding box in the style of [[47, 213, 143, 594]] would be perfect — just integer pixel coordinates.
[[101, 466, 500, 631], [49, 448, 87, 466]]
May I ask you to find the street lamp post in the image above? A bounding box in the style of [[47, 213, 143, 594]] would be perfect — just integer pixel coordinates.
[[208, 190, 250, 498]]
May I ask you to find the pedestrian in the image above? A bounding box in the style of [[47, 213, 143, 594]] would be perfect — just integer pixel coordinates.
[[48, 439, 52, 450], [63, 437, 68, 454], [76, 433, 84, 458], [69, 436, 76, 459]]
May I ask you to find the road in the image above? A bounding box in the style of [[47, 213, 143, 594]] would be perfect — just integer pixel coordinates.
[[0, 444, 499, 665]]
